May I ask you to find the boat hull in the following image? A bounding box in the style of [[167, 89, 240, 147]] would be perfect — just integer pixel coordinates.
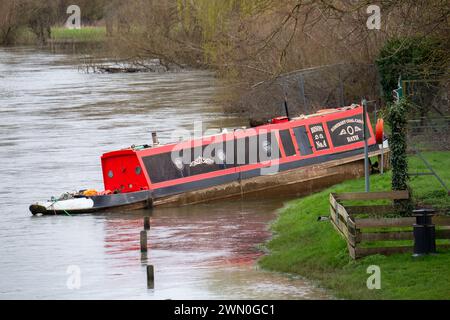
[[30, 147, 388, 215], [30, 190, 152, 215], [152, 147, 389, 207]]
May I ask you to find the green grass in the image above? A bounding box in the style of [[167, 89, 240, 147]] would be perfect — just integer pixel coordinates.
[[50, 26, 106, 42], [259, 151, 450, 299]]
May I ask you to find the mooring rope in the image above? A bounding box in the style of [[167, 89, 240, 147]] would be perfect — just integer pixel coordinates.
[[47, 197, 72, 217]]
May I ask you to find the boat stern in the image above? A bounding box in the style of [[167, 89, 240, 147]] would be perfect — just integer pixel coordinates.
[[101, 149, 150, 193]]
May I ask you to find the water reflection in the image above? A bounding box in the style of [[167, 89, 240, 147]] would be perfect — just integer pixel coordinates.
[[97, 199, 330, 300]]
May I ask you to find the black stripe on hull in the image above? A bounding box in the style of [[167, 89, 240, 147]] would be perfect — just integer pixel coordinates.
[[153, 144, 380, 199], [30, 191, 152, 215], [152, 173, 240, 198], [90, 190, 152, 208]]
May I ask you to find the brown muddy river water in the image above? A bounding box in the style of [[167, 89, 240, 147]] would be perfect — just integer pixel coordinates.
[[0, 47, 331, 299]]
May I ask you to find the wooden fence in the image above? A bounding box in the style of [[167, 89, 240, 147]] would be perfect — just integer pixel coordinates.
[[329, 191, 450, 259]]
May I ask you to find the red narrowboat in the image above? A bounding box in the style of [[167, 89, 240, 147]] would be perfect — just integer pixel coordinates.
[[30, 104, 389, 215]]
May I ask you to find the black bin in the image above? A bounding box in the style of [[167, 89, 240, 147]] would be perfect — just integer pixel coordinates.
[[413, 209, 436, 256]]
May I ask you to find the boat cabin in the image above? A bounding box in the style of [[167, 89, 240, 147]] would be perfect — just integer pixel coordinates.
[[101, 105, 376, 199]]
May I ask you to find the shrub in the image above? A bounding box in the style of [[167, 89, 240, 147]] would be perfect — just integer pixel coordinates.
[[386, 98, 410, 191], [376, 37, 447, 103]]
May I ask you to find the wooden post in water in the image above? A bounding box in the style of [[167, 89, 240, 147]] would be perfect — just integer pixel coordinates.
[[152, 132, 159, 146], [140, 252, 148, 263], [144, 217, 150, 230], [147, 265, 154, 289], [140, 230, 148, 252]]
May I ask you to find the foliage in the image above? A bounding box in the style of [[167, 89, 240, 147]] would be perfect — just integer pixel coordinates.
[[173, 1, 449, 116], [3, 1, 449, 119], [0, 1, 58, 45], [0, 0, 108, 45], [376, 37, 448, 102], [387, 98, 411, 192]]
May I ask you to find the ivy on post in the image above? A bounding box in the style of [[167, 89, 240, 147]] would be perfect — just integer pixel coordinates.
[[387, 97, 413, 214], [387, 97, 409, 190]]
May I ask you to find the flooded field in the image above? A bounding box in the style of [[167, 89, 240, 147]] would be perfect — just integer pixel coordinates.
[[0, 47, 331, 299]]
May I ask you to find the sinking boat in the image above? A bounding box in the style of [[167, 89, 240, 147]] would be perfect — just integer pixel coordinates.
[[30, 104, 388, 215]]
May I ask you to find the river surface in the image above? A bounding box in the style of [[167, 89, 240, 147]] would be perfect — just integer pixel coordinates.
[[0, 47, 330, 299]]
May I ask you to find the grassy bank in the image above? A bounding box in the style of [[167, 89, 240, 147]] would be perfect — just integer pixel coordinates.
[[2, 26, 107, 45], [260, 151, 450, 299], [50, 26, 106, 42]]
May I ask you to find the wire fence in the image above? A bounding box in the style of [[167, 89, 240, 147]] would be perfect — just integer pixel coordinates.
[[235, 63, 380, 121], [404, 78, 450, 194], [404, 79, 450, 152]]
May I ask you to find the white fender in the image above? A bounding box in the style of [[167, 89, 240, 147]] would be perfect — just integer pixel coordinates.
[[37, 198, 95, 211]]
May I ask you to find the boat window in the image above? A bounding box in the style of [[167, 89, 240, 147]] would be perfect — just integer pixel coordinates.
[[293, 126, 313, 155], [235, 137, 248, 165], [279, 129, 296, 157], [108, 170, 114, 178], [187, 142, 229, 176], [258, 132, 279, 162], [235, 132, 280, 165], [143, 133, 282, 183], [142, 152, 185, 183], [309, 123, 330, 151], [142, 142, 232, 183], [237, 136, 258, 165]]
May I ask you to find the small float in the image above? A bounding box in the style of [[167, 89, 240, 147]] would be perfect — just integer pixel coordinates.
[[30, 104, 389, 215]]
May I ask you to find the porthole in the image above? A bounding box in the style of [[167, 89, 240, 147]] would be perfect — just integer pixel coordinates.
[[217, 149, 226, 162], [135, 166, 142, 175], [108, 170, 114, 178], [173, 157, 184, 170]]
